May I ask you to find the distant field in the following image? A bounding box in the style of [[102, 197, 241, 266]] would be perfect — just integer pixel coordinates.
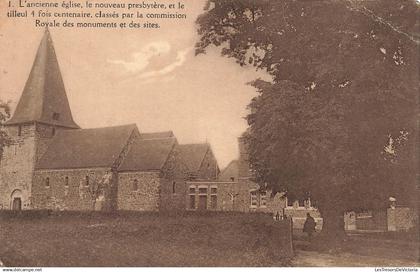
[[0, 211, 293, 267]]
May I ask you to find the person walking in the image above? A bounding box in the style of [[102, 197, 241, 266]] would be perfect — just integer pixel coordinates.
[[303, 212, 316, 241]]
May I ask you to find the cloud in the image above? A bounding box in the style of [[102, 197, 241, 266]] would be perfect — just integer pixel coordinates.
[[107, 42, 192, 84], [107, 41, 171, 73], [137, 47, 192, 80]]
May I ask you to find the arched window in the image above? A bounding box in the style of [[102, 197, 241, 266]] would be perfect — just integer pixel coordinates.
[[64, 177, 69, 187], [45, 177, 50, 187], [85, 176, 90, 186], [132, 179, 139, 192], [132, 179, 138, 191]]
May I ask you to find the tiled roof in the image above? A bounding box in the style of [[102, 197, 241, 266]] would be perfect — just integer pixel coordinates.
[[36, 124, 137, 169], [218, 160, 239, 181], [118, 137, 177, 171], [141, 131, 174, 139], [177, 143, 210, 172]]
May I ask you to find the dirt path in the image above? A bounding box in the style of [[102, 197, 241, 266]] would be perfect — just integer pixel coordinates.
[[292, 249, 419, 267], [292, 232, 419, 267]]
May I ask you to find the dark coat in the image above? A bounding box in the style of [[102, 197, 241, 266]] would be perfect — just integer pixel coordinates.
[[303, 216, 316, 233]]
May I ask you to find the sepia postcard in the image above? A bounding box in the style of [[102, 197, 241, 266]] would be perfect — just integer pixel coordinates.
[[0, 0, 419, 270]]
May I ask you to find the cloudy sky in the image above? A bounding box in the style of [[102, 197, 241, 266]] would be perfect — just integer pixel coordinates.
[[0, 0, 269, 168]]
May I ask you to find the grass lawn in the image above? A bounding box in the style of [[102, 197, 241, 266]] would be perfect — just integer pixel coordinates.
[[0, 211, 292, 267]]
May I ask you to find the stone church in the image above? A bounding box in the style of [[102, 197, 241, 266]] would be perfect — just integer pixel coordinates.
[[1, 29, 313, 219], [0, 29, 219, 211]]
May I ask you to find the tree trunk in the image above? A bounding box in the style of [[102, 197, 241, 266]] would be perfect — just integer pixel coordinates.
[[321, 209, 346, 237], [314, 208, 347, 251]]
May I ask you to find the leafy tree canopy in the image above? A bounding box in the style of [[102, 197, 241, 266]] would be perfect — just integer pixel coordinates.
[[196, 0, 419, 227]]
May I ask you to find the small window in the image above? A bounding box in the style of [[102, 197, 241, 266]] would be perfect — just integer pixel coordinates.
[[198, 187, 207, 194], [52, 127, 56, 136], [250, 191, 258, 208], [172, 182, 176, 194], [260, 191, 267, 207], [230, 177, 235, 182], [189, 186, 196, 194], [85, 176, 90, 186], [18, 126, 22, 136], [52, 112, 60, 120], [210, 195, 217, 209], [132, 179, 138, 191], [210, 187, 217, 194], [45, 177, 50, 187], [189, 195, 196, 209], [64, 177, 69, 187]]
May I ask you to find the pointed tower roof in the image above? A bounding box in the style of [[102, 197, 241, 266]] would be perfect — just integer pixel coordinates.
[[5, 28, 79, 128]]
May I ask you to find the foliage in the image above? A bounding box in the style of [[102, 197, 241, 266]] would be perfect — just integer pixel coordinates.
[[88, 172, 112, 210], [0, 100, 12, 158], [196, 0, 419, 227]]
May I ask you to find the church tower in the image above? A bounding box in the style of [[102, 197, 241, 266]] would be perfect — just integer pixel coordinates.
[[0, 28, 79, 210]]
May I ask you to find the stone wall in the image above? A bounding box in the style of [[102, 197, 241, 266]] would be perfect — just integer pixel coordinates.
[[229, 179, 286, 214], [186, 181, 236, 211], [109, 130, 141, 211], [185, 180, 287, 213], [32, 168, 112, 210], [117, 171, 160, 211], [231, 179, 259, 212], [159, 144, 188, 211], [0, 123, 75, 210], [0, 124, 37, 210], [387, 207, 418, 231], [160, 177, 187, 211]]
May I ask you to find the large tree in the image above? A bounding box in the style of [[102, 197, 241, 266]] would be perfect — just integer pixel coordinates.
[[196, 0, 419, 239]]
